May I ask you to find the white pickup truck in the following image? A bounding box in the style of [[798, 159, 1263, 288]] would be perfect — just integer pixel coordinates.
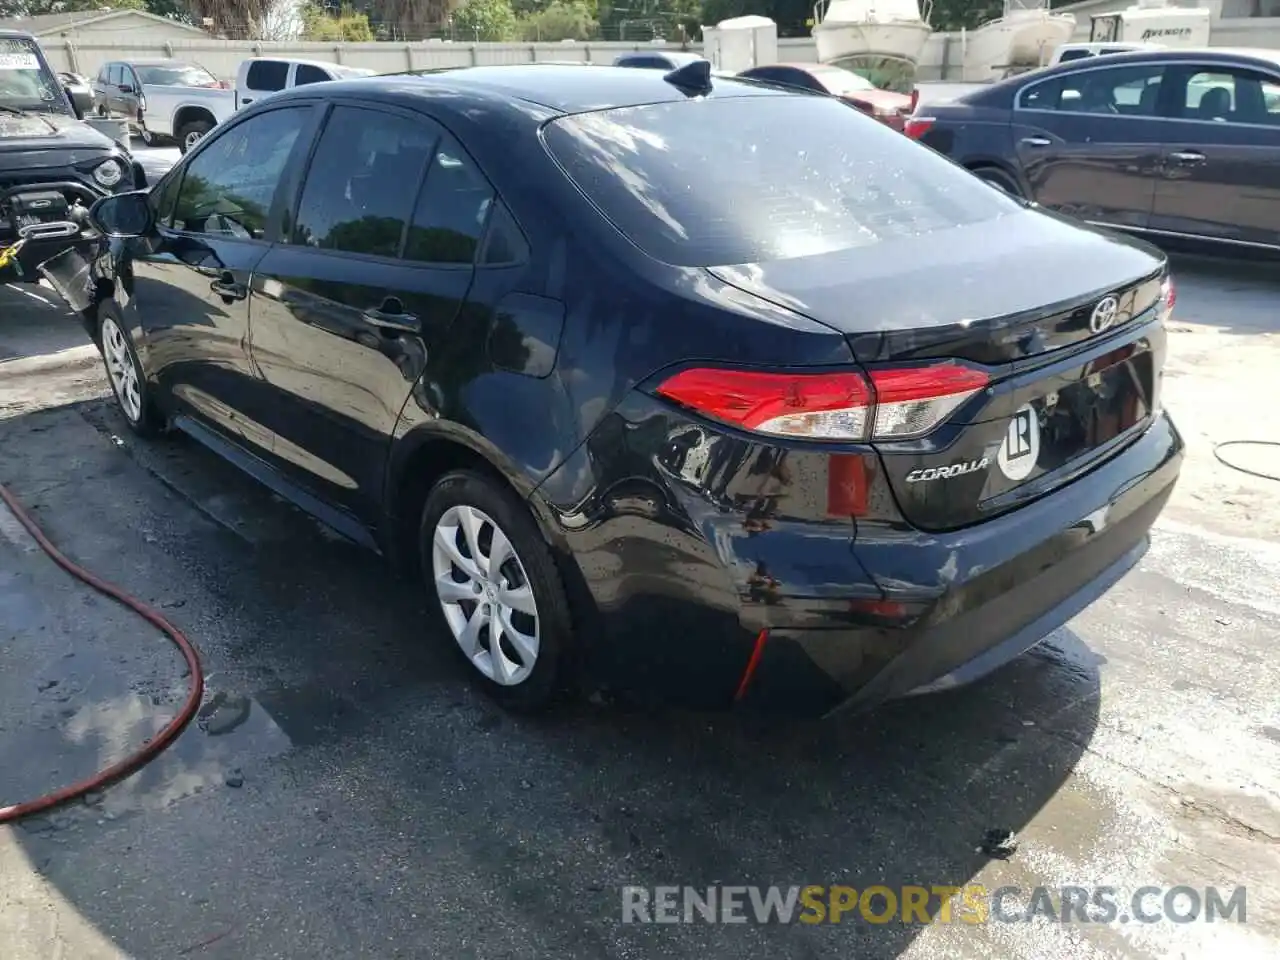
[[91, 58, 237, 154]]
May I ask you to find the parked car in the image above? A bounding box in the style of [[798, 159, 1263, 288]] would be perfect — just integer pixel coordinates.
[[235, 57, 377, 110], [60, 62, 1182, 717], [737, 62, 914, 132], [0, 30, 146, 282], [92, 58, 235, 153], [612, 50, 707, 70], [906, 47, 1280, 250], [1048, 41, 1163, 66], [57, 71, 94, 116]]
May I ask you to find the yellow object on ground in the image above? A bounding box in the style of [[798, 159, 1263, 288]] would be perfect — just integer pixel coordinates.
[[0, 238, 26, 271]]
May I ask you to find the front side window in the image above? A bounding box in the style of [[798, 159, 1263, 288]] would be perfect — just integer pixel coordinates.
[[1179, 68, 1280, 124], [543, 95, 1017, 268], [134, 62, 219, 88], [0, 36, 69, 112], [292, 105, 438, 258], [172, 106, 310, 239]]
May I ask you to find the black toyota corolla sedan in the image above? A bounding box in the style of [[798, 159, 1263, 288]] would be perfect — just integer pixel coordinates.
[[53, 61, 1183, 717]]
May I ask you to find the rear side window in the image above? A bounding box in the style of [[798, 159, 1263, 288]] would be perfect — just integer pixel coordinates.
[[542, 96, 1017, 268], [292, 105, 438, 258], [294, 63, 331, 86], [404, 134, 495, 264], [246, 59, 288, 91], [1056, 49, 1093, 63]]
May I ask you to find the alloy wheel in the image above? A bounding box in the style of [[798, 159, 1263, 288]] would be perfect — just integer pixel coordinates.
[[101, 316, 142, 424], [431, 504, 540, 686], [184, 130, 204, 151]]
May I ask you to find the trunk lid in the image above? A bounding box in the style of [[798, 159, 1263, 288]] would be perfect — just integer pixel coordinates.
[[707, 209, 1170, 531]]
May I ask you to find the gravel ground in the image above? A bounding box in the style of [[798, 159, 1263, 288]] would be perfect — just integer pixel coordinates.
[[0, 247, 1278, 960]]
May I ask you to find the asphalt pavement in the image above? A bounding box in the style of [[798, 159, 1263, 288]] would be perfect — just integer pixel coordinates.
[[1, 249, 1278, 959]]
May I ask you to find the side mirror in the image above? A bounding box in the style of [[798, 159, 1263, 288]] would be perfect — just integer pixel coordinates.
[[89, 190, 155, 238], [64, 84, 83, 120]]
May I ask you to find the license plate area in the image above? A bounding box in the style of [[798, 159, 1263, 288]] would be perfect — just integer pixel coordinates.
[[978, 331, 1159, 504]]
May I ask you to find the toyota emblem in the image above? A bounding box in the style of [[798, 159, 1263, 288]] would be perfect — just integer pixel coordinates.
[[1089, 296, 1120, 334]]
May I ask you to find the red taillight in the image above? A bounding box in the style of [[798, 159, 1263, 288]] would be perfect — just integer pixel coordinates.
[[1159, 276, 1176, 322], [653, 363, 989, 442], [904, 116, 934, 140]]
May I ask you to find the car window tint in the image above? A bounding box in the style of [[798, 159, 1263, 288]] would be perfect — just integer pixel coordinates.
[[543, 96, 1018, 268], [1056, 49, 1092, 63], [152, 167, 186, 227], [404, 134, 494, 265], [479, 200, 528, 265], [1026, 65, 1163, 116], [172, 107, 309, 240], [108, 64, 121, 85], [1182, 69, 1277, 124], [294, 63, 330, 85], [246, 59, 288, 91], [292, 105, 437, 258]]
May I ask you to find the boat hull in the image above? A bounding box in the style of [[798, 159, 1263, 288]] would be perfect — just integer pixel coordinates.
[[961, 13, 1077, 81]]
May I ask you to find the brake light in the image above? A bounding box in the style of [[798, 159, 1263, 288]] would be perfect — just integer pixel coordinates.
[[904, 116, 934, 139], [653, 363, 989, 442], [1158, 276, 1176, 323]]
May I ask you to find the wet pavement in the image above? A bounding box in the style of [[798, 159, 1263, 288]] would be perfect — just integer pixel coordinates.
[[1, 251, 1279, 959]]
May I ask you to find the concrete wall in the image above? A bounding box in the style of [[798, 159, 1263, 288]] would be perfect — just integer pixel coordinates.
[[36, 17, 1280, 83]]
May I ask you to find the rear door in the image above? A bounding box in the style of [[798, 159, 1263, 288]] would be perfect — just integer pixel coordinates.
[[1149, 63, 1280, 247], [247, 101, 485, 521], [1012, 61, 1170, 229]]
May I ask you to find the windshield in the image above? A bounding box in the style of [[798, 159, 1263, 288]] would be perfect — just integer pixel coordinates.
[[135, 63, 220, 87], [0, 37, 70, 113], [543, 95, 1017, 268], [808, 66, 877, 94]]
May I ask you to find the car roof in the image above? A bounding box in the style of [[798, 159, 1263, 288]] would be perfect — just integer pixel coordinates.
[[120, 58, 206, 66], [281, 63, 788, 116], [0, 29, 36, 39], [614, 50, 704, 64]]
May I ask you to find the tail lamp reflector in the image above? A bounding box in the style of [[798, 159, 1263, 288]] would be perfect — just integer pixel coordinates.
[[1158, 276, 1176, 323], [654, 364, 989, 442], [904, 117, 934, 140]]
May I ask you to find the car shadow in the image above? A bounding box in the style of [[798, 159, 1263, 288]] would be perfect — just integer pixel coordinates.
[[0, 283, 90, 364], [1161, 245, 1280, 337], [3, 396, 1104, 958]]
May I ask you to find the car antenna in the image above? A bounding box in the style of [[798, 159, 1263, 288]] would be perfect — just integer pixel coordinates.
[[663, 59, 712, 96]]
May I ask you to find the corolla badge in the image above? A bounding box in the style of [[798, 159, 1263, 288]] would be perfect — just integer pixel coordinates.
[[1089, 295, 1120, 334], [905, 458, 990, 484]]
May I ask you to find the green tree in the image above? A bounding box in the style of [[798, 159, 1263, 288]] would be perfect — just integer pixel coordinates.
[[451, 0, 518, 40], [518, 0, 596, 41], [301, 3, 376, 39]]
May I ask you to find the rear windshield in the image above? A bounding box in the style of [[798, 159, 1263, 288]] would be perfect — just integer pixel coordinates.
[[543, 95, 1017, 267]]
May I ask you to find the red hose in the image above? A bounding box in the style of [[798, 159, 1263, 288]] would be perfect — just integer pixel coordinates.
[[0, 482, 205, 824]]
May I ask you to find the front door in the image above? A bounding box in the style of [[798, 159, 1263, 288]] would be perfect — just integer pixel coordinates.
[[1149, 64, 1280, 248], [118, 65, 142, 121], [1013, 61, 1170, 230], [131, 103, 317, 446], [248, 102, 490, 521]]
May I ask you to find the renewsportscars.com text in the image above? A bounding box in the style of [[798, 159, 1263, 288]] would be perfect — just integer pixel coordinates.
[[621, 884, 1247, 925]]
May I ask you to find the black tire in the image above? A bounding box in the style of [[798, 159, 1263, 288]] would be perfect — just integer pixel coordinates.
[[96, 102, 109, 118], [176, 119, 213, 154], [972, 166, 1024, 198], [418, 469, 576, 713], [96, 302, 165, 438]]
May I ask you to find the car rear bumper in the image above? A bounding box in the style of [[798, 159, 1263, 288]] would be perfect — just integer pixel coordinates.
[[540, 396, 1181, 717], [736, 412, 1182, 717]]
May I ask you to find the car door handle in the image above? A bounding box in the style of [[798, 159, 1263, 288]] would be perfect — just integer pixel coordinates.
[[362, 300, 419, 333], [241, 97, 253, 104], [1020, 136, 1052, 147], [1167, 150, 1206, 164], [210, 272, 247, 301]]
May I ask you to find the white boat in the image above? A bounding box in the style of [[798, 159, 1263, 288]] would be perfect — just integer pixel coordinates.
[[960, 0, 1077, 82], [811, 0, 933, 93]]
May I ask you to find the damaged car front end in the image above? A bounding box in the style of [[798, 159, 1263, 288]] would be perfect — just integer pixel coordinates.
[[0, 30, 146, 283]]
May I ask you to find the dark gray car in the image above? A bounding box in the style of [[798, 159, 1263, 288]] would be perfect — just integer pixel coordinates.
[[907, 47, 1280, 251]]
